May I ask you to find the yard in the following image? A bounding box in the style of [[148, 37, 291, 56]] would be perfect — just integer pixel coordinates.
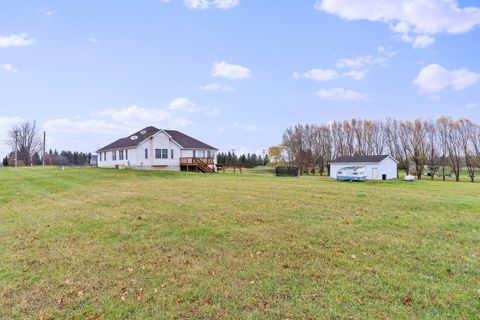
[[0, 167, 479, 319]]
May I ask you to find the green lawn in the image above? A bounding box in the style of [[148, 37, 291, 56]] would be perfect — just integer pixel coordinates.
[[0, 167, 479, 319]]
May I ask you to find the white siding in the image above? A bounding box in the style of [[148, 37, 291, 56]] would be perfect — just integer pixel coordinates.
[[97, 130, 217, 170], [330, 157, 398, 180]]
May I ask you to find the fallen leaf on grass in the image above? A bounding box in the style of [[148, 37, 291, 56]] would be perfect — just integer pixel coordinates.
[[343, 219, 350, 225], [403, 297, 413, 305], [282, 264, 290, 269]]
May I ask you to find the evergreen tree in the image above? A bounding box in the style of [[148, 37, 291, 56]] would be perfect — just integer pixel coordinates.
[[32, 152, 42, 165], [2, 156, 8, 166]]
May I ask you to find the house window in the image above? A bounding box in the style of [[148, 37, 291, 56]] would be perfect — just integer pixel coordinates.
[[171, 149, 174, 159], [99, 153, 102, 162], [193, 150, 196, 158], [112, 151, 117, 161], [119, 150, 124, 160], [207, 151, 211, 158], [104, 152, 106, 161], [145, 148, 148, 159], [125, 149, 128, 160], [155, 149, 168, 159]]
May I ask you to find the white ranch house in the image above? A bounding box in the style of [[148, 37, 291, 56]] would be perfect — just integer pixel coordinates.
[[97, 126, 217, 172], [330, 155, 398, 180]]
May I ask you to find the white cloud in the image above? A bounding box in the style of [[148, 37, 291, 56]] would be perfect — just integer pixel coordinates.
[[303, 69, 340, 81], [0, 34, 35, 47], [294, 68, 367, 81], [185, 0, 239, 9], [336, 56, 373, 69], [296, 46, 394, 83], [43, 119, 122, 134], [211, 61, 251, 79], [0, 116, 23, 134], [44, 105, 192, 134], [413, 64, 480, 93], [200, 83, 233, 92], [342, 70, 366, 80], [1, 64, 18, 73], [336, 48, 395, 69], [465, 102, 480, 109], [88, 37, 98, 44], [39, 7, 58, 16], [314, 87, 369, 101], [316, 0, 480, 48], [167, 97, 199, 112], [291, 72, 302, 79], [206, 108, 221, 116]]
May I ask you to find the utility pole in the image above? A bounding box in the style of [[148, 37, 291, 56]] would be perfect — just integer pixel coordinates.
[[42, 131, 46, 166], [14, 130, 19, 168]]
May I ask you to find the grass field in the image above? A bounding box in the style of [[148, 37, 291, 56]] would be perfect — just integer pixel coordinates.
[[0, 167, 479, 319]]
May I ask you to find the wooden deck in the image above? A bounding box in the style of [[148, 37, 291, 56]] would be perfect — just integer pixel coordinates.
[[180, 157, 214, 165], [180, 157, 215, 173]]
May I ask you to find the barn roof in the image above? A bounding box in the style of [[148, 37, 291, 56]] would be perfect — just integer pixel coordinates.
[[97, 126, 217, 152], [331, 155, 395, 164]]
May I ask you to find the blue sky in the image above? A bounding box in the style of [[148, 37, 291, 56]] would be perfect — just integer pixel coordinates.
[[1, 0, 480, 157]]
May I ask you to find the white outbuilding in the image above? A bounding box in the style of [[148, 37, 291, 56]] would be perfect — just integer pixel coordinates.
[[330, 155, 398, 180]]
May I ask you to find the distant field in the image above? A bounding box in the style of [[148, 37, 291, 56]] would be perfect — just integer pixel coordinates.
[[0, 167, 479, 319]]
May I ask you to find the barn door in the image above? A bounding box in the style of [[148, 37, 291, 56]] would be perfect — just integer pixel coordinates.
[[372, 168, 378, 180]]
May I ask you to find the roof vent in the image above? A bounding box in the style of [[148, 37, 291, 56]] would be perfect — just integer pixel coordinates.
[[130, 135, 138, 140], [140, 130, 147, 134]]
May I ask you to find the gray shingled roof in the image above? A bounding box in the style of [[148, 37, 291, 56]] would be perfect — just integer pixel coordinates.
[[97, 126, 217, 152], [331, 155, 390, 163], [164, 130, 217, 150]]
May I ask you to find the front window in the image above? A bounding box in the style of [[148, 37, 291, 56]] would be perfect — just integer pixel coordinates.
[[119, 150, 124, 160], [112, 151, 117, 161], [207, 151, 211, 158], [162, 149, 168, 159], [193, 150, 196, 158], [125, 149, 128, 160], [145, 148, 148, 159], [171, 149, 174, 159]]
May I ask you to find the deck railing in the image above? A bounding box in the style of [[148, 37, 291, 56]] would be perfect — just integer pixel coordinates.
[[180, 157, 214, 165]]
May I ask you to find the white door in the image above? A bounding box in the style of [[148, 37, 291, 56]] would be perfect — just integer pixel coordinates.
[[372, 168, 378, 180]]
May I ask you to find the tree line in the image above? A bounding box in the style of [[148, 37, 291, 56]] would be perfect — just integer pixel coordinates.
[[2, 120, 93, 167], [216, 152, 269, 168], [276, 117, 480, 182]]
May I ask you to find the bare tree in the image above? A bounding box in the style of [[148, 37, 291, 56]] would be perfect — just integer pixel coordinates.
[[407, 119, 429, 179], [384, 118, 408, 175], [5, 121, 41, 166], [457, 119, 476, 182], [470, 123, 480, 168], [437, 117, 462, 182], [425, 121, 440, 179]]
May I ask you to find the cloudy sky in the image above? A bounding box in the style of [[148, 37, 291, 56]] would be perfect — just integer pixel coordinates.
[[1, 0, 480, 157]]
